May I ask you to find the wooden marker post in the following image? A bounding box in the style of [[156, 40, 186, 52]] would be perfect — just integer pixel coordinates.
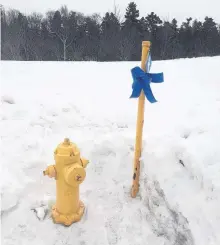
[[131, 41, 151, 198]]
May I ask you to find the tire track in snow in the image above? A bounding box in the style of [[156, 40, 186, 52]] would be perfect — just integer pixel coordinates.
[[84, 139, 163, 245], [141, 177, 194, 245]]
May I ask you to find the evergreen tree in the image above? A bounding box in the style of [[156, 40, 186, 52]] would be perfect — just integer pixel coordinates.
[[179, 18, 194, 57], [83, 14, 100, 60], [123, 1, 139, 26], [191, 20, 204, 56], [121, 2, 142, 60], [1, 6, 7, 58], [202, 17, 219, 55], [144, 12, 163, 59], [158, 19, 180, 59], [100, 12, 120, 61]]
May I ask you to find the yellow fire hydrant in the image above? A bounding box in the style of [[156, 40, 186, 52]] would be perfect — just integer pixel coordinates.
[[43, 138, 89, 226]]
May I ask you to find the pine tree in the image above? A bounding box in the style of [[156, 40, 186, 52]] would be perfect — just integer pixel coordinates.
[[179, 18, 193, 57], [123, 1, 139, 26], [202, 17, 219, 55], [100, 12, 120, 61], [121, 2, 142, 60], [144, 12, 163, 59], [83, 14, 100, 60]]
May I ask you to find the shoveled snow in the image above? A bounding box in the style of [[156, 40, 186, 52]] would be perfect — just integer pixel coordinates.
[[1, 57, 220, 245]]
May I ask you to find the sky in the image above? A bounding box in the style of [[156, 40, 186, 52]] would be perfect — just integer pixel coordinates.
[[1, 0, 220, 24]]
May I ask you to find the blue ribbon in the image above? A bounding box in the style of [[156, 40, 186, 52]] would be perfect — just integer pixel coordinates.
[[130, 53, 164, 103]]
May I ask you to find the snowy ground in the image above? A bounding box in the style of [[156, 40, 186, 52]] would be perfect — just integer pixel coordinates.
[[1, 57, 220, 245]]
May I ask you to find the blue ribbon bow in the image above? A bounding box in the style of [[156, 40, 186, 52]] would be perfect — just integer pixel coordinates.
[[130, 53, 164, 103]]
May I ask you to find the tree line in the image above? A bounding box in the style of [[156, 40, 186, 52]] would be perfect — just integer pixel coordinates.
[[1, 2, 220, 61]]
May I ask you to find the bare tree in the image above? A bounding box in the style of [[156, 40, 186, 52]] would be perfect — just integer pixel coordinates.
[[113, 0, 123, 23], [51, 6, 75, 61]]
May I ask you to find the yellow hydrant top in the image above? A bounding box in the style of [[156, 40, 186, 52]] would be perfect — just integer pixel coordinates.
[[54, 138, 81, 165], [63, 138, 70, 145]]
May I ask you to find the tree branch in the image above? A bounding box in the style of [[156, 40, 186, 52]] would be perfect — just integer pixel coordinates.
[[66, 38, 75, 48]]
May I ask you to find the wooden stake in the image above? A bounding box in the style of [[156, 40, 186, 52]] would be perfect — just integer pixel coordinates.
[[131, 41, 151, 198]]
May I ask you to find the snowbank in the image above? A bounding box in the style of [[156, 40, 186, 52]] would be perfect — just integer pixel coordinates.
[[1, 57, 220, 245]]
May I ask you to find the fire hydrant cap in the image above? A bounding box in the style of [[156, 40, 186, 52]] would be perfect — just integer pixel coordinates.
[[65, 164, 86, 187], [54, 138, 80, 160], [63, 138, 70, 145]]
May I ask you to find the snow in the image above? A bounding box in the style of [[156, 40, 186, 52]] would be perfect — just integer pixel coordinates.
[[1, 57, 220, 245]]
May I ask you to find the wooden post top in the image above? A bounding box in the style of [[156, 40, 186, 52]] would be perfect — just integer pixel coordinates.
[[142, 41, 151, 47]]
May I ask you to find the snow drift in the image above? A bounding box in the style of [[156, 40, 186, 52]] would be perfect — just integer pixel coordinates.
[[1, 57, 220, 245]]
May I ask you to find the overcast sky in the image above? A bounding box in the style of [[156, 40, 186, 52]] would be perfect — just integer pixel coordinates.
[[1, 0, 220, 24]]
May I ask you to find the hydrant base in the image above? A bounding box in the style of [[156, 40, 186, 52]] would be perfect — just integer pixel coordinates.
[[51, 201, 85, 226]]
